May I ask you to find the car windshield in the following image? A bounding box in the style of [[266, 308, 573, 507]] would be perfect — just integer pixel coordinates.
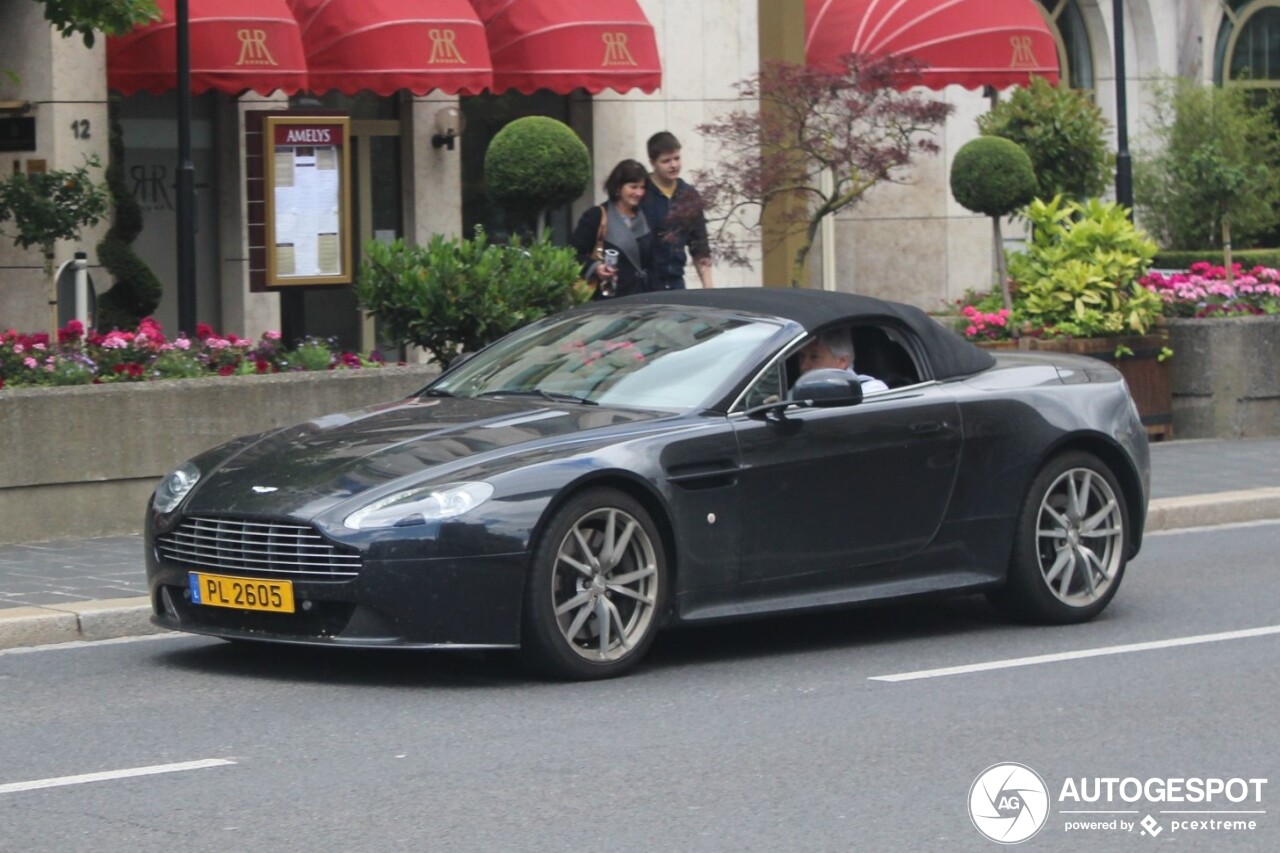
[[428, 306, 782, 411]]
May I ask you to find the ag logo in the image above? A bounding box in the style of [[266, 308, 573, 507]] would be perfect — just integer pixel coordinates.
[[969, 762, 1050, 844]]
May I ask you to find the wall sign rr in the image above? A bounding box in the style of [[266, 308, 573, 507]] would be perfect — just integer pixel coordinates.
[[263, 115, 352, 287]]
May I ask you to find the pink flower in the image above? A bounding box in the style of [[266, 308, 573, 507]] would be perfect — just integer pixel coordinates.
[[23, 357, 37, 368], [57, 320, 84, 344], [265, 331, 282, 341]]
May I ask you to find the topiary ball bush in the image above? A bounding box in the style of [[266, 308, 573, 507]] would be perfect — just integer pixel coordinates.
[[950, 136, 1038, 218], [485, 117, 590, 228]]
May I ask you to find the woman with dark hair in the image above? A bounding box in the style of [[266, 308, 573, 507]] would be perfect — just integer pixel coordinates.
[[570, 159, 654, 298]]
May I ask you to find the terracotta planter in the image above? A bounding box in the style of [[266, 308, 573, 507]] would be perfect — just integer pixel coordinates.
[[1016, 333, 1173, 441]]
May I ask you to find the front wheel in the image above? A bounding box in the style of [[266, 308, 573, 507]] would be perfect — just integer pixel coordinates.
[[989, 451, 1130, 624], [521, 488, 667, 679]]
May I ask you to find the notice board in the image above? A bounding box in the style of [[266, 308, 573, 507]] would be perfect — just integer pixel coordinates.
[[263, 115, 351, 287]]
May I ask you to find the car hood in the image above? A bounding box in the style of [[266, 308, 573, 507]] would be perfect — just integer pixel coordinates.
[[182, 396, 663, 518]]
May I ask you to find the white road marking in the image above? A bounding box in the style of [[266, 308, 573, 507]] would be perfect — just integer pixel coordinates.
[[0, 758, 236, 795], [0, 633, 185, 657], [1148, 518, 1280, 536], [870, 625, 1280, 682]]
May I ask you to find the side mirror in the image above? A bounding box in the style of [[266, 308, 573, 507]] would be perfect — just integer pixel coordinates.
[[791, 368, 864, 407]]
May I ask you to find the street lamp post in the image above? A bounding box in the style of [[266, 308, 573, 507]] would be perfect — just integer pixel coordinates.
[[176, 0, 197, 334], [1113, 0, 1133, 212]]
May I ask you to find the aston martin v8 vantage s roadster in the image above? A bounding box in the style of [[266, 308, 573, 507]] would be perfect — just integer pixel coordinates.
[[146, 288, 1149, 679]]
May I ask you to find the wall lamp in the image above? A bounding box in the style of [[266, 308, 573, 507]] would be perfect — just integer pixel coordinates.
[[431, 106, 465, 150], [0, 100, 33, 114]]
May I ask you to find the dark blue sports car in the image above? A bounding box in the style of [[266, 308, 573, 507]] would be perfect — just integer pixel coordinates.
[[146, 289, 1150, 679]]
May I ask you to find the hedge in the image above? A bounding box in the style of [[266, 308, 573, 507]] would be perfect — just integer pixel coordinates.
[[1152, 249, 1280, 271]]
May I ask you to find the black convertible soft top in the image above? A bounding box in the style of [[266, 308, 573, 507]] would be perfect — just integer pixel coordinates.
[[614, 287, 995, 381]]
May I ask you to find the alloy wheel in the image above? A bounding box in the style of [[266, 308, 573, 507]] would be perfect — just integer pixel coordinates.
[[550, 506, 660, 662], [1034, 466, 1125, 607]]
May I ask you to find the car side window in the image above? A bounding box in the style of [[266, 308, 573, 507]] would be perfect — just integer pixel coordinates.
[[741, 360, 785, 410], [851, 325, 922, 389]]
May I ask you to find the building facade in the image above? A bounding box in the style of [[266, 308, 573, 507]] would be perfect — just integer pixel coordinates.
[[0, 1, 1276, 344]]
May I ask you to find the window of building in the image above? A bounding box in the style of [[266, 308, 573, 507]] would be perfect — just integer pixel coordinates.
[[1038, 0, 1095, 91], [1216, 0, 1280, 89]]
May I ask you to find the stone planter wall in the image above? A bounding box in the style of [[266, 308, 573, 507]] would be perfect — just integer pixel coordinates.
[[1167, 316, 1280, 439], [0, 366, 439, 544]]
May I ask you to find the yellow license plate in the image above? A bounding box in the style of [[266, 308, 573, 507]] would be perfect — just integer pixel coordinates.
[[189, 572, 295, 613]]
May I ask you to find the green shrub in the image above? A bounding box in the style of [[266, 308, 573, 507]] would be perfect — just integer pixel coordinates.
[[1153, 249, 1280, 271], [355, 230, 588, 367], [484, 117, 590, 235], [150, 350, 205, 379], [1134, 78, 1280, 252], [978, 77, 1113, 202], [950, 136, 1037, 217], [1008, 196, 1163, 337], [290, 340, 335, 372]]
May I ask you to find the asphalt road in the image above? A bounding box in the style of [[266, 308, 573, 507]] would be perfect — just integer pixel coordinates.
[[3, 521, 1278, 852]]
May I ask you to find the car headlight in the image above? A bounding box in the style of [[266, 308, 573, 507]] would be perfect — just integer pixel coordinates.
[[343, 482, 494, 530], [153, 461, 201, 513]]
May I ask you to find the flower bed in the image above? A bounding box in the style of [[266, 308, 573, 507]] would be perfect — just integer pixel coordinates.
[[0, 362, 438, 544], [0, 318, 386, 389], [1141, 262, 1280, 318]]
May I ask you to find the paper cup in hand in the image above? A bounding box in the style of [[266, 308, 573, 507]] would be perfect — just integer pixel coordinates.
[[603, 249, 619, 269]]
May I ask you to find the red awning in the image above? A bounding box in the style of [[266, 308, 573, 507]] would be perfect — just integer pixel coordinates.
[[107, 0, 309, 96], [806, 0, 1059, 90], [288, 0, 493, 96], [469, 0, 661, 95]]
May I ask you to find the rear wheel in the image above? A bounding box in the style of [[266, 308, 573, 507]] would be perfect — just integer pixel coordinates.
[[521, 488, 667, 679], [990, 451, 1129, 624]]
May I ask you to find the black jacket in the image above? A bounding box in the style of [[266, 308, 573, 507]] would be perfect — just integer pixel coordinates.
[[570, 204, 654, 299], [639, 177, 709, 284]]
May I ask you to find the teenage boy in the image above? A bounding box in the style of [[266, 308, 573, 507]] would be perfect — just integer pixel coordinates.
[[640, 131, 713, 289]]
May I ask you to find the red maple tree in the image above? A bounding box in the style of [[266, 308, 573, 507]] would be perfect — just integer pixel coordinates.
[[681, 54, 954, 286]]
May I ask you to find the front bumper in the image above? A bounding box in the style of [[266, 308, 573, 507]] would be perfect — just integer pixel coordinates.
[[146, 547, 529, 649]]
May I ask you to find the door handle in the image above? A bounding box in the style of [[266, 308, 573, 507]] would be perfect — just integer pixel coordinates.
[[909, 421, 942, 434]]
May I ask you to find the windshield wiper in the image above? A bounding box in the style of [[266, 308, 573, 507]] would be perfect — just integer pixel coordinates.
[[475, 389, 598, 406]]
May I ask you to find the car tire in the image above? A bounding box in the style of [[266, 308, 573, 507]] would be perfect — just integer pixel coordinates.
[[989, 451, 1129, 624], [521, 488, 667, 680]]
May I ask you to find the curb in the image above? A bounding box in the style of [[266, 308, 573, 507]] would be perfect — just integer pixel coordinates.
[[1144, 487, 1280, 533], [0, 597, 162, 652], [2, 489, 1279, 653]]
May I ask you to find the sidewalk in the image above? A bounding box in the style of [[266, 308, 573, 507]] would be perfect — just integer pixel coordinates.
[[3, 437, 1280, 650]]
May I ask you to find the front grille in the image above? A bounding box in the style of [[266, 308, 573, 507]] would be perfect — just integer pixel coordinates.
[[157, 516, 361, 580]]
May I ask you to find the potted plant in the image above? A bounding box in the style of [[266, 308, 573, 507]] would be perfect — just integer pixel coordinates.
[[948, 195, 1173, 439], [949, 135, 1038, 312], [484, 116, 590, 238]]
